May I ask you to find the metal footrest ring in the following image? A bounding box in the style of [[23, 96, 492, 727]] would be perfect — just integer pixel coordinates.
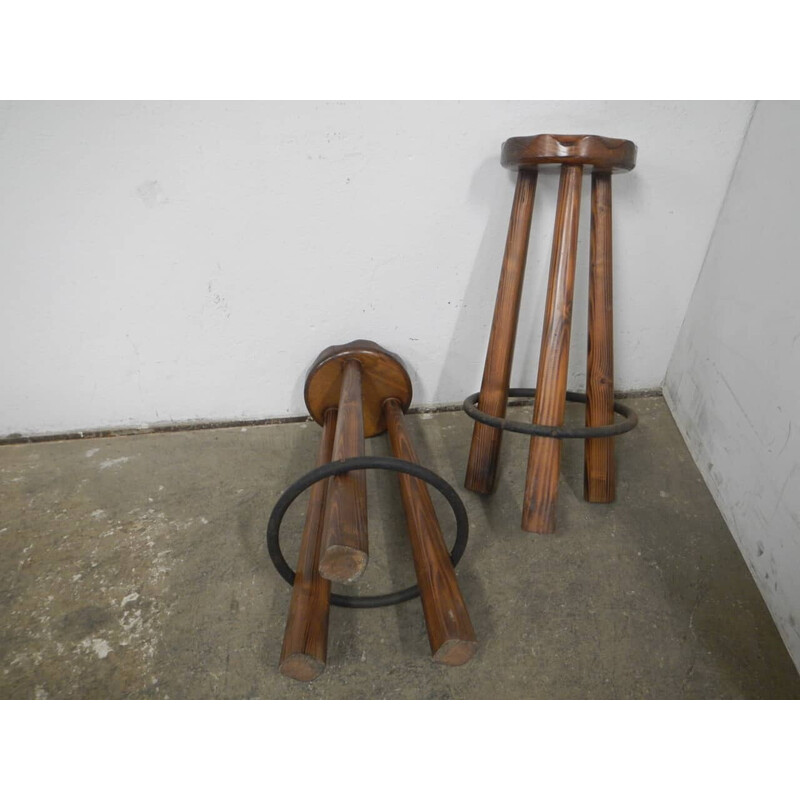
[[266, 455, 469, 609], [463, 388, 638, 440]]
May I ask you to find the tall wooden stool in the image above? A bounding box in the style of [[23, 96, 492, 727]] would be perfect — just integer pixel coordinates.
[[268, 340, 477, 680], [464, 134, 639, 534]]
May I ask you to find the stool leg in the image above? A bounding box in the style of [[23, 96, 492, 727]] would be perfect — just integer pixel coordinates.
[[522, 164, 583, 533], [318, 359, 368, 582], [465, 170, 537, 494], [384, 398, 478, 666], [584, 172, 616, 502], [279, 407, 336, 681]]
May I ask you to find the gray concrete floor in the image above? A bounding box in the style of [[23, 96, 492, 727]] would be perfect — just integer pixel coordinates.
[[1, 397, 798, 699]]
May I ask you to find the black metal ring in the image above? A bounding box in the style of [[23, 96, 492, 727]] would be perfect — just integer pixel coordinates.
[[463, 388, 638, 439], [266, 455, 469, 608]]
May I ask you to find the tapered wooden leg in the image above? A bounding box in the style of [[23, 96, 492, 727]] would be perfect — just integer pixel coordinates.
[[385, 399, 477, 666], [318, 360, 368, 582], [465, 170, 537, 494], [522, 164, 583, 533], [279, 408, 337, 681], [584, 172, 616, 502]]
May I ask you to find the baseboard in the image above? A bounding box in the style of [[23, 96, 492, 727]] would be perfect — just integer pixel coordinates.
[[0, 387, 663, 446]]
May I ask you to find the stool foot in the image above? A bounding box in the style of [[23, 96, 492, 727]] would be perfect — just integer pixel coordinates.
[[319, 359, 369, 582], [522, 164, 583, 533], [584, 172, 616, 503], [279, 408, 336, 681], [386, 398, 477, 665], [522, 437, 562, 534], [465, 170, 537, 494]]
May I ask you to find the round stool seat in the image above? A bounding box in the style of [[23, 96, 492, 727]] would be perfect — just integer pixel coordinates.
[[501, 134, 637, 173], [304, 339, 412, 437]]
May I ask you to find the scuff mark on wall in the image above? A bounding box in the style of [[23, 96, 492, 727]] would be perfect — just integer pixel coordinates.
[[136, 180, 168, 208]]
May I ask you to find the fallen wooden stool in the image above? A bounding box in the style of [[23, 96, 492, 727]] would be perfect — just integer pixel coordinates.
[[268, 339, 477, 680], [464, 134, 639, 534]]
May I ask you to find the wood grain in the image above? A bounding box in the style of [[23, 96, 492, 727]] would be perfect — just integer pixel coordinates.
[[584, 172, 616, 503], [465, 170, 537, 494], [502, 134, 636, 173], [384, 398, 477, 666], [318, 359, 369, 582], [279, 408, 336, 681], [522, 164, 583, 533]]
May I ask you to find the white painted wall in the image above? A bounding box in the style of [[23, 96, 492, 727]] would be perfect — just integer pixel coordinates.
[[664, 101, 800, 670], [1, 101, 752, 436]]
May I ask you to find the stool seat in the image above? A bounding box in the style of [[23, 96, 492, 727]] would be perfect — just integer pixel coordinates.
[[501, 134, 637, 173], [304, 339, 412, 438]]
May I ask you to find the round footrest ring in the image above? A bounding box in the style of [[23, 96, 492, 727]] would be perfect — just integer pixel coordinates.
[[463, 388, 638, 439], [266, 455, 469, 608]]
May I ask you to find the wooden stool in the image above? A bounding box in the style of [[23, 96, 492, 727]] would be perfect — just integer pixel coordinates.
[[268, 340, 477, 680], [464, 134, 639, 534]]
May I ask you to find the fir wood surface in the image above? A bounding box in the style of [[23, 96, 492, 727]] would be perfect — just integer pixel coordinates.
[[522, 164, 584, 533], [318, 359, 369, 582], [584, 172, 616, 503], [502, 134, 636, 173], [465, 170, 537, 494], [385, 398, 477, 666], [279, 408, 337, 681]]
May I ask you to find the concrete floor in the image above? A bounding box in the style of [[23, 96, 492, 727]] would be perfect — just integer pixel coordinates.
[[1, 396, 798, 699]]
